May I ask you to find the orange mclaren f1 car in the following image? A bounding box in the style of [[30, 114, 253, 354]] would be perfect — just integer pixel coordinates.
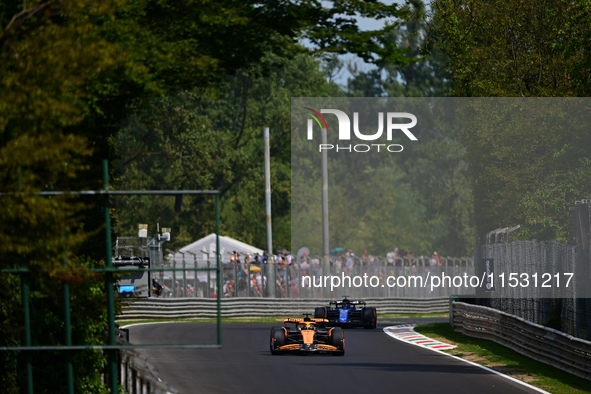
[[270, 314, 345, 356]]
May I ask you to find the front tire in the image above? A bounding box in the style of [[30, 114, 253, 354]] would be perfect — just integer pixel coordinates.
[[331, 327, 345, 356], [270, 327, 285, 354]]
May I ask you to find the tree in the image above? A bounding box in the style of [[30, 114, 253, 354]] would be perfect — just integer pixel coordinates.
[[114, 53, 339, 250], [427, 0, 591, 240], [458, 99, 591, 239], [340, 6, 474, 256], [0, 2, 125, 392], [427, 0, 578, 97], [1, 0, 423, 391], [0, 134, 109, 393]]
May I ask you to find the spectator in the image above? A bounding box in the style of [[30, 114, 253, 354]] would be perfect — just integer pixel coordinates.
[[255, 271, 262, 289], [403, 250, 412, 266], [431, 251, 440, 267], [152, 279, 163, 297], [361, 250, 369, 265], [276, 275, 286, 298], [311, 254, 321, 277], [351, 252, 359, 270], [392, 248, 401, 267], [345, 253, 354, 274], [334, 256, 342, 274], [387, 249, 395, 266], [163, 284, 171, 298]]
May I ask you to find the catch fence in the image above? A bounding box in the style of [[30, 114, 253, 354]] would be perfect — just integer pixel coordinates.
[[153, 255, 475, 299], [476, 240, 591, 340]]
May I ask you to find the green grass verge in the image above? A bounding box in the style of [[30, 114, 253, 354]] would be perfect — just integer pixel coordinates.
[[413, 323, 591, 394], [381, 313, 449, 319]]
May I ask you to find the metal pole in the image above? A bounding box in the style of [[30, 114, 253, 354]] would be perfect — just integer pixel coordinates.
[[207, 256, 211, 299], [181, 252, 187, 297], [247, 258, 251, 297], [201, 250, 211, 298], [297, 255, 302, 299], [234, 263, 238, 296], [187, 251, 198, 298], [103, 160, 118, 394], [321, 127, 330, 298], [216, 194, 222, 346], [263, 127, 275, 297], [172, 259, 177, 298]]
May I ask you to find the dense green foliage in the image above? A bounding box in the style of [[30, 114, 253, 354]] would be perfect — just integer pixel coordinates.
[[336, 10, 474, 256], [427, 0, 591, 239], [0, 1, 121, 391], [2, 0, 589, 390], [427, 0, 575, 97], [0, 0, 418, 391], [113, 54, 340, 249], [291, 96, 474, 257]]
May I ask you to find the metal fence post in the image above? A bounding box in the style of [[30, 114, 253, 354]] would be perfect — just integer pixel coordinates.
[[181, 251, 187, 297], [216, 193, 222, 346]]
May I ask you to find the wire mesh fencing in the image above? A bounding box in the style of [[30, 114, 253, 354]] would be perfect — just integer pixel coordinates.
[[479, 240, 590, 340], [147, 254, 475, 300]]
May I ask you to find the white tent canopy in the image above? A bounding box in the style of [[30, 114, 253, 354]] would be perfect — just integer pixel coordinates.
[[164, 234, 263, 282], [163, 234, 264, 281]]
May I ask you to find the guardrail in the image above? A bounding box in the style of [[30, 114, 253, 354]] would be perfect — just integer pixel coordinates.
[[115, 347, 179, 394], [450, 301, 591, 380], [118, 297, 450, 320]]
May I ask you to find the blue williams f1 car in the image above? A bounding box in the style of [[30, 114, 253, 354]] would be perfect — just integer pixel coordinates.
[[314, 297, 377, 329]]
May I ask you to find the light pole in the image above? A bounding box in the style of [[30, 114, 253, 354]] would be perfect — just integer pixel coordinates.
[[264, 127, 275, 297], [321, 127, 330, 298]]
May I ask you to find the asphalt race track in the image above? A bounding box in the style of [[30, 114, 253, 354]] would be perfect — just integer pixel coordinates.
[[128, 319, 545, 394]]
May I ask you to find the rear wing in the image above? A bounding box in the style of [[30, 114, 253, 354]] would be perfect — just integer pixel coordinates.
[[329, 300, 366, 306], [284, 318, 329, 324]]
